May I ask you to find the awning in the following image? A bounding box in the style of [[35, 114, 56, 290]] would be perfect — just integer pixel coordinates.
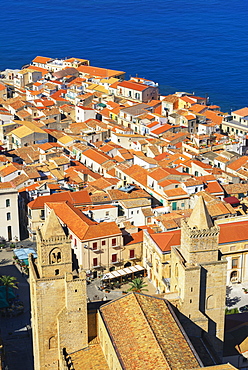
[[102, 265, 144, 280], [13, 248, 37, 263]]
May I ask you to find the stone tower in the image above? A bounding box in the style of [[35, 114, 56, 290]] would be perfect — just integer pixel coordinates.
[[29, 210, 88, 370], [170, 196, 227, 359]]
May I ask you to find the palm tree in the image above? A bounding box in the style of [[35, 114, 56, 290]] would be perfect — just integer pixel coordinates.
[[127, 278, 148, 293], [0, 275, 18, 303]]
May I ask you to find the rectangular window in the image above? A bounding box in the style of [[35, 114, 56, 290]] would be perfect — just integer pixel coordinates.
[[112, 254, 117, 263], [93, 258, 98, 267], [74, 239, 77, 247], [112, 238, 116, 246], [6, 199, 10, 207], [102, 240, 106, 246], [130, 249, 135, 259], [7, 212, 11, 221], [232, 258, 238, 269], [93, 242, 98, 250]]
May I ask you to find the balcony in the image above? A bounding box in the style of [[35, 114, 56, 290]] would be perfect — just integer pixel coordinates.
[[145, 259, 153, 268], [92, 248, 104, 254], [112, 244, 122, 250], [112, 258, 123, 264]]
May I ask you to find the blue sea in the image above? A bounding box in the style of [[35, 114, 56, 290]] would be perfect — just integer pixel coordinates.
[[1, 0, 247, 112]]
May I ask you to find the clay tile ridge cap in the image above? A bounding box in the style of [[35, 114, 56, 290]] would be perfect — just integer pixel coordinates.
[[187, 195, 214, 230], [40, 209, 65, 239]]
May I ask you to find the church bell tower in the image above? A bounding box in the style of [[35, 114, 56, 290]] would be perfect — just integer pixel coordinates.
[[29, 210, 88, 370], [170, 196, 227, 359]]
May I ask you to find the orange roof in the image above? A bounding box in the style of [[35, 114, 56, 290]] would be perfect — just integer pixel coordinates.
[[208, 105, 220, 109], [204, 110, 223, 125], [154, 105, 162, 114], [27, 65, 48, 76], [227, 156, 248, 171], [180, 96, 196, 104], [32, 56, 52, 64], [151, 124, 172, 135], [206, 181, 224, 194], [47, 201, 121, 240], [109, 81, 121, 89], [219, 221, 248, 244], [185, 114, 196, 120], [146, 121, 159, 129], [28, 190, 91, 209], [189, 104, 207, 113], [0, 163, 18, 177], [0, 182, 14, 189], [163, 188, 188, 197], [232, 107, 248, 117], [77, 65, 124, 78], [0, 83, 6, 91], [150, 220, 248, 250], [124, 229, 144, 246], [150, 229, 181, 252], [192, 160, 212, 169], [148, 168, 169, 181], [82, 148, 110, 164], [118, 80, 148, 92]]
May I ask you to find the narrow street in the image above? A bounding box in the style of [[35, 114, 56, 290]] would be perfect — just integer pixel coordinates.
[[0, 249, 34, 370]]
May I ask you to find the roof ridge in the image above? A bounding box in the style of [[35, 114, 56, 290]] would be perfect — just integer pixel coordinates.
[[133, 293, 171, 368]]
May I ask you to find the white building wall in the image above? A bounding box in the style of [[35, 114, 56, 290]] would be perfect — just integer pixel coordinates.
[[0, 188, 20, 241]]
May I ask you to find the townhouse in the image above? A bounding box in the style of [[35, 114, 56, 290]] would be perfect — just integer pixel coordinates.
[[0, 182, 20, 242], [116, 80, 159, 103], [45, 201, 124, 273]]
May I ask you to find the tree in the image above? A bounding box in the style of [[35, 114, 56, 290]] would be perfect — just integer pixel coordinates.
[[0, 275, 18, 302], [0, 236, 6, 248], [127, 278, 148, 293]]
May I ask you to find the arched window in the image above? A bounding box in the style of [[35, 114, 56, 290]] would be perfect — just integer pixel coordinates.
[[49, 248, 62, 264], [49, 336, 56, 349], [206, 295, 215, 310]]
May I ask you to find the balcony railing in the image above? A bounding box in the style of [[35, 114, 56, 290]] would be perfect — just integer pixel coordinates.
[[112, 258, 123, 264], [145, 258, 153, 268], [112, 244, 122, 250]]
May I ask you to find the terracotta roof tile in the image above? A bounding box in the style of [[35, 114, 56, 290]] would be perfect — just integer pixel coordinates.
[[100, 293, 200, 369]]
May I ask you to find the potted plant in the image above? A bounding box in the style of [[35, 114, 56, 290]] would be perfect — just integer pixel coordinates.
[[242, 288, 248, 294]]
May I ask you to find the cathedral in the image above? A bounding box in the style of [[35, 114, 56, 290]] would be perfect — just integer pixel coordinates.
[[29, 198, 235, 370]]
